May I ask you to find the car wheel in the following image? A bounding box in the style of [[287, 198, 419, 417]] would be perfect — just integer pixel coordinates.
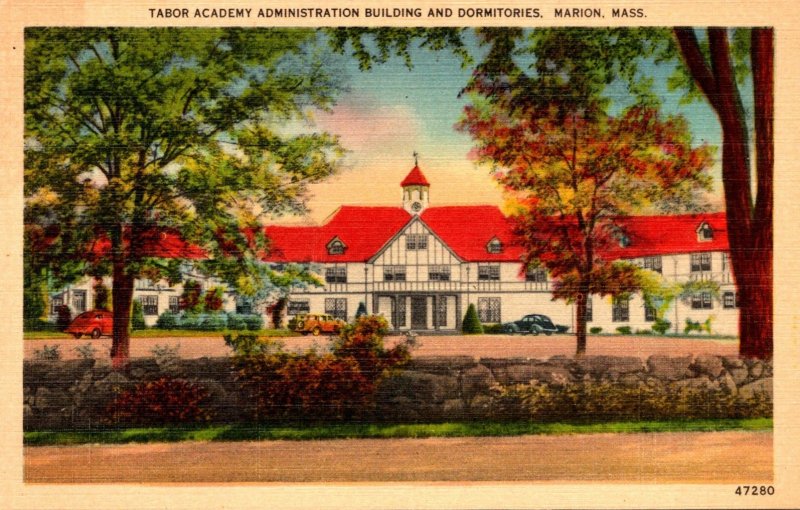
[[91, 328, 102, 339], [312, 326, 321, 336], [529, 327, 540, 336], [72, 333, 83, 339], [545, 331, 553, 336], [296, 321, 305, 330], [503, 325, 515, 334]]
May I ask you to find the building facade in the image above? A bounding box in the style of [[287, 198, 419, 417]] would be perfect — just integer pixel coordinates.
[[48, 164, 739, 335]]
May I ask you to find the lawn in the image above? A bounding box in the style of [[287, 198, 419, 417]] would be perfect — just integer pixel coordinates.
[[24, 418, 772, 446]]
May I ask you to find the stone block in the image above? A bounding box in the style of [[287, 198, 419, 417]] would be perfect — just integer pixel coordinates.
[[691, 354, 725, 378], [646, 355, 693, 381], [738, 378, 773, 401]]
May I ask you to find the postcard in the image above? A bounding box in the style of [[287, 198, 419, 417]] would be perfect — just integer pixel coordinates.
[[3, 0, 799, 508]]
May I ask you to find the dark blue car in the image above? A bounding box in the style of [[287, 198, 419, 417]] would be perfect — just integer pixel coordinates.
[[502, 314, 568, 335]]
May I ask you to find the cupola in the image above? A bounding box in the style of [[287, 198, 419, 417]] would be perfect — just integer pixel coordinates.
[[401, 153, 430, 215]]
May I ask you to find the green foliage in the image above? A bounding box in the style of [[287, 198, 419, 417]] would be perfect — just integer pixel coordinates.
[[130, 300, 146, 331], [33, 344, 61, 361], [180, 281, 204, 314], [242, 314, 264, 331], [234, 315, 411, 422], [483, 323, 505, 334], [684, 317, 715, 335], [93, 279, 110, 311], [55, 305, 71, 331], [462, 304, 483, 334], [155, 311, 180, 329], [102, 377, 212, 427], [491, 382, 772, 422], [224, 333, 285, 357], [589, 327, 603, 334], [203, 287, 225, 312], [652, 318, 672, 335], [355, 302, 367, 318], [615, 326, 633, 335]]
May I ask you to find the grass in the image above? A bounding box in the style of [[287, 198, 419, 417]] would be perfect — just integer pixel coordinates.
[[24, 418, 772, 446], [24, 328, 295, 340]]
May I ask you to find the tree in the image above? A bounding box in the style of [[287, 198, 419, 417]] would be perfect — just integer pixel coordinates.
[[25, 28, 344, 366], [457, 29, 713, 356], [462, 304, 484, 334], [672, 28, 773, 358]]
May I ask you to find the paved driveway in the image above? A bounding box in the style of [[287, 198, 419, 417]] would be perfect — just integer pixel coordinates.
[[25, 334, 739, 360], [25, 430, 771, 483]]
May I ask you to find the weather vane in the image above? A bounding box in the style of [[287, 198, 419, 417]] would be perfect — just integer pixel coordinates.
[[413, 151, 419, 166]]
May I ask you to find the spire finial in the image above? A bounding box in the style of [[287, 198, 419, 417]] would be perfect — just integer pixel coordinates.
[[413, 151, 419, 167]]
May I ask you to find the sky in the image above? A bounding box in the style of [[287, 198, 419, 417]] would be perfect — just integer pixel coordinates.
[[286, 30, 729, 224]]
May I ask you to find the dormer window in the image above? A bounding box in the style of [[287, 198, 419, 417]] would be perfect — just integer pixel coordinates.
[[486, 237, 503, 254], [618, 234, 630, 248], [697, 222, 714, 242], [326, 237, 346, 255]]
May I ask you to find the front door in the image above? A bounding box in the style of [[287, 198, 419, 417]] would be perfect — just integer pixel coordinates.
[[411, 296, 427, 329]]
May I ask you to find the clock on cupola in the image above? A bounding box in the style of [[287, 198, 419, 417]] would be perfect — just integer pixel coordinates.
[[401, 153, 430, 215]]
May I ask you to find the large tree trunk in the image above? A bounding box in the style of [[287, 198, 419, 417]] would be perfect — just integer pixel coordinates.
[[674, 28, 773, 359], [110, 259, 134, 369]]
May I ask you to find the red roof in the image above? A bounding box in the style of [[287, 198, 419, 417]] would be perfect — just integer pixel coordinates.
[[90, 228, 207, 260], [264, 206, 412, 262], [421, 206, 524, 262], [400, 166, 430, 187]]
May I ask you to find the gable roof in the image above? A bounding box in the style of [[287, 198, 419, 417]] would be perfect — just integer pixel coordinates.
[[264, 206, 412, 262], [421, 206, 524, 262], [400, 166, 430, 187]]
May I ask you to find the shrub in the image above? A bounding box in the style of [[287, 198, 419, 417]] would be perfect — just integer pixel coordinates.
[[483, 323, 505, 334], [55, 305, 72, 331], [355, 302, 367, 318], [652, 318, 671, 335], [462, 304, 483, 334], [33, 344, 61, 360], [103, 377, 212, 426], [131, 300, 146, 330], [204, 286, 225, 312], [242, 314, 264, 331], [74, 343, 97, 359], [684, 319, 702, 334], [224, 333, 284, 356], [234, 315, 412, 422], [226, 313, 247, 330], [490, 381, 772, 423], [615, 326, 632, 335], [589, 327, 603, 334], [155, 311, 180, 329], [203, 312, 228, 331], [635, 329, 652, 335], [150, 343, 181, 372]]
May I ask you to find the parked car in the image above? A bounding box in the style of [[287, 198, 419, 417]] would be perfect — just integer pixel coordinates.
[[289, 313, 346, 336], [65, 309, 113, 339], [502, 314, 568, 335]]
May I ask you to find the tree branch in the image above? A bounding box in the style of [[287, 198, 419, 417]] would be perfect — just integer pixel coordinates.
[[673, 28, 720, 111]]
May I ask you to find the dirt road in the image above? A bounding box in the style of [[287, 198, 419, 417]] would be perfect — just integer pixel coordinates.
[[24, 334, 738, 360], [25, 431, 771, 483]]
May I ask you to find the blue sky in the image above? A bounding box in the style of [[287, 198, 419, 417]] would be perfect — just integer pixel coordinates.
[[297, 30, 729, 223]]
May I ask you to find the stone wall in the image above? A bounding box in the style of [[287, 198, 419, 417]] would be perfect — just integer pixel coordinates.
[[24, 354, 773, 431]]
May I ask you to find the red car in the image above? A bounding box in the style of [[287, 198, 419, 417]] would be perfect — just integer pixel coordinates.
[[65, 310, 114, 339]]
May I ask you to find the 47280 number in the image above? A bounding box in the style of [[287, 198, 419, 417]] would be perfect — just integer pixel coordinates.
[[735, 485, 774, 495]]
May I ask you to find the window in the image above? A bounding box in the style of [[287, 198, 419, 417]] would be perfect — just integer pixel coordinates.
[[525, 267, 547, 282], [136, 278, 156, 290], [428, 265, 451, 281], [585, 296, 593, 322], [435, 298, 447, 326], [645, 304, 657, 322], [395, 297, 407, 327], [72, 290, 87, 313], [406, 233, 428, 250], [477, 297, 501, 323], [327, 239, 345, 255], [325, 266, 347, 283], [325, 298, 347, 321], [697, 222, 714, 241], [486, 238, 502, 254], [612, 297, 630, 322], [691, 292, 714, 310], [139, 295, 159, 316], [643, 256, 662, 274], [169, 296, 180, 314], [691, 253, 712, 272], [288, 300, 310, 315], [477, 265, 500, 281], [50, 294, 64, 315], [383, 266, 406, 281], [723, 291, 737, 309]]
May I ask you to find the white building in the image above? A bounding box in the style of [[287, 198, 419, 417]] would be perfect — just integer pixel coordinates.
[[48, 164, 739, 335]]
